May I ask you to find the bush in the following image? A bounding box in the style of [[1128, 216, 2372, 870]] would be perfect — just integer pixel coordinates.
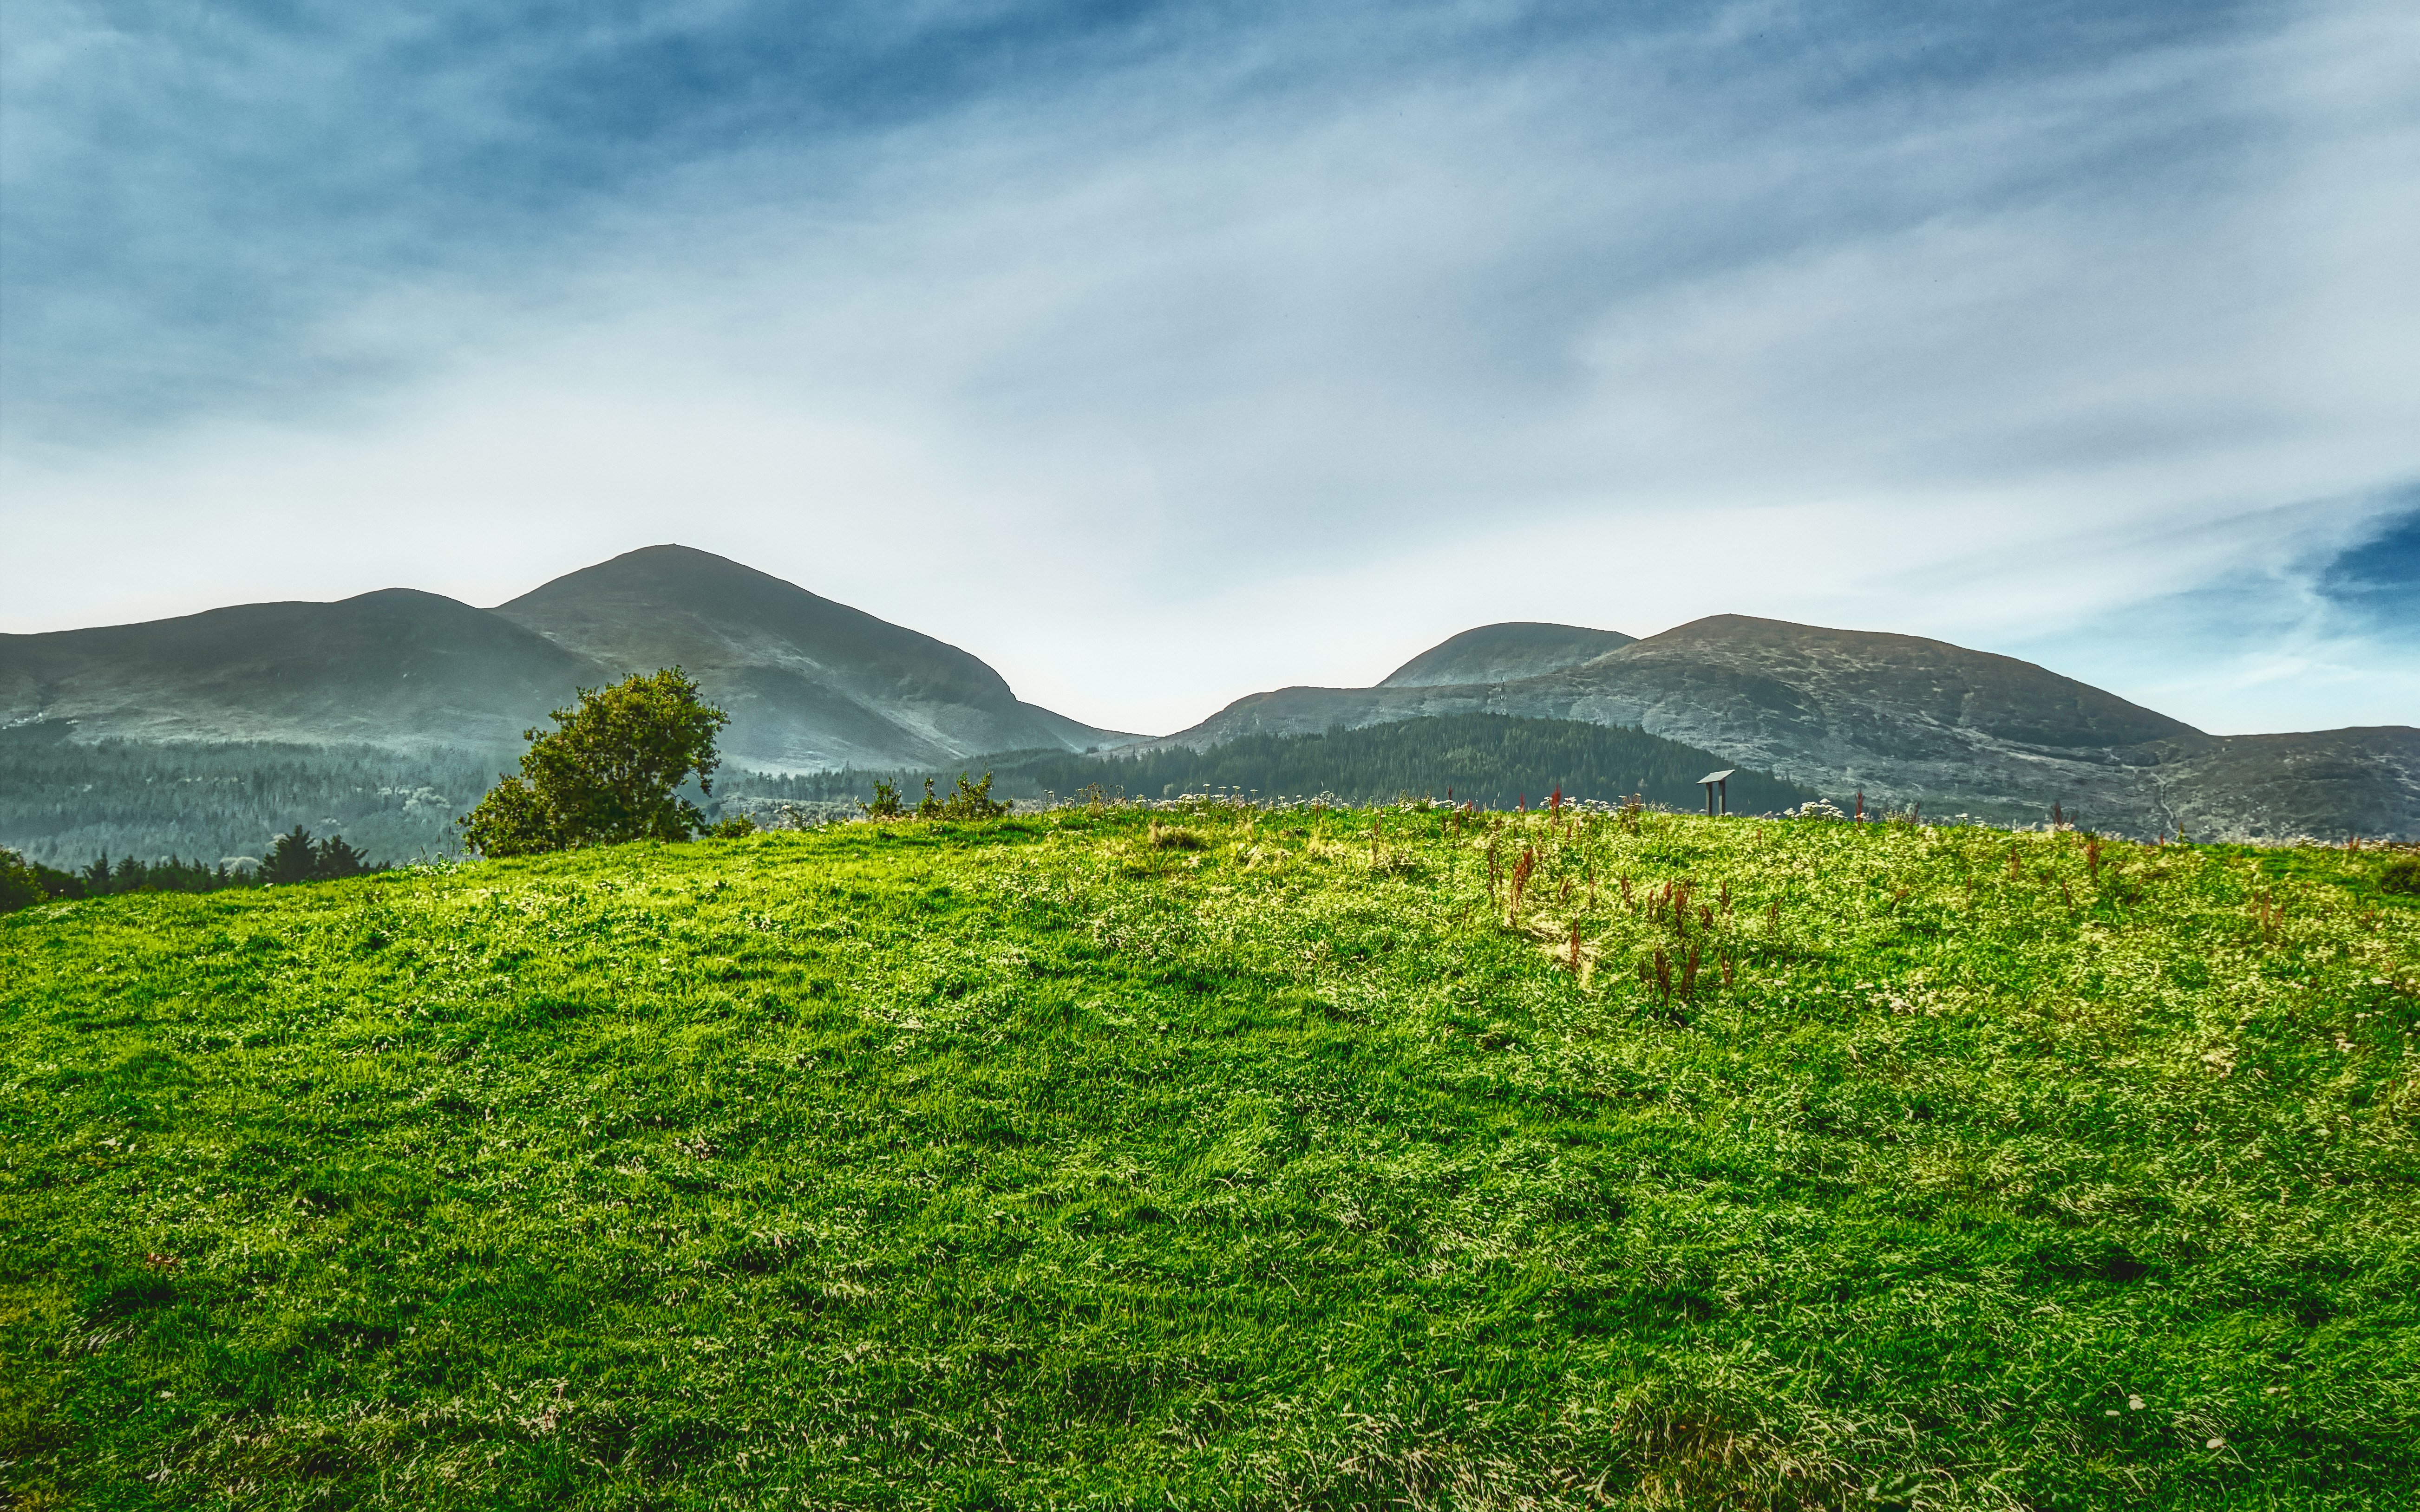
[[2381, 856, 2420, 896], [935, 773, 1007, 821], [0, 849, 44, 914], [890, 774, 1008, 824], [460, 669, 729, 858]]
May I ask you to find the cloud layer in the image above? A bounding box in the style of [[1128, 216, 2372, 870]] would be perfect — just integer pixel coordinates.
[[5, 0, 2414, 735]]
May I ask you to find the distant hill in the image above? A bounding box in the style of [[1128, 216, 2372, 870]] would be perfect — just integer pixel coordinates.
[[0, 546, 1134, 865], [2153, 729, 2420, 845], [722, 713, 1818, 816], [0, 588, 595, 752], [494, 546, 1132, 770], [1379, 622, 1636, 687], [6, 560, 2413, 859], [0, 547, 1127, 774], [1153, 615, 2420, 841]]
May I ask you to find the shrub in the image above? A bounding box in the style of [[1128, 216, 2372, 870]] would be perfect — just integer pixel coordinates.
[[2381, 856, 2420, 895], [891, 774, 1009, 824], [935, 773, 1007, 821], [0, 849, 43, 914]]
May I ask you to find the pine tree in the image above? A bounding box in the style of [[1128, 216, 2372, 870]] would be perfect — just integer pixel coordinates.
[[313, 835, 368, 879], [263, 827, 317, 885]]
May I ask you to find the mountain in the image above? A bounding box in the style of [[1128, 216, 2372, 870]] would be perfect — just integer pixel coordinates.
[[1151, 615, 2420, 841], [0, 588, 597, 752], [7, 563, 2412, 857], [0, 547, 1129, 772], [492, 546, 1132, 770], [0, 547, 1135, 864], [1379, 622, 1636, 687], [2153, 729, 2420, 845]]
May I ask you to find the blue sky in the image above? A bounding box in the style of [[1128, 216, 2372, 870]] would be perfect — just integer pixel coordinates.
[[3, 0, 2414, 735]]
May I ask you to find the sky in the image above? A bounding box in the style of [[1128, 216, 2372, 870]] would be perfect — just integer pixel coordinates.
[[3, 0, 2415, 737]]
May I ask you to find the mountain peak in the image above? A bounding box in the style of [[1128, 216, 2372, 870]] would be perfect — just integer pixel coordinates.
[[498, 544, 810, 607], [1380, 621, 1635, 688], [493, 546, 1124, 769], [1619, 614, 2203, 749], [495, 545, 1008, 698]]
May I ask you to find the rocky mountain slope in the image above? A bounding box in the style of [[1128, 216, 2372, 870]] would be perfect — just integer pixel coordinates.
[[1153, 615, 2420, 841], [2151, 729, 2420, 846]]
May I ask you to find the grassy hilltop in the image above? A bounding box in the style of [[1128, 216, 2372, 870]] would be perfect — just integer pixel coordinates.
[[3, 805, 2416, 1509]]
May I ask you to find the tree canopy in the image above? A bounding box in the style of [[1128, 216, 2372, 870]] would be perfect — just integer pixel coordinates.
[[459, 669, 730, 858]]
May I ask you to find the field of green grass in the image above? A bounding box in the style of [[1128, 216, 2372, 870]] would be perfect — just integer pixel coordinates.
[[3, 805, 2415, 1509]]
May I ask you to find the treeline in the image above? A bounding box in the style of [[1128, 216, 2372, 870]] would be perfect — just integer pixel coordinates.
[[1, 825, 387, 914], [0, 729, 504, 868], [721, 715, 1818, 815]]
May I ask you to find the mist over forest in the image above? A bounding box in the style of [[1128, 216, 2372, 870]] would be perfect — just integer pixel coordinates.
[[2, 716, 1824, 870], [0, 729, 503, 869], [720, 716, 1818, 818]]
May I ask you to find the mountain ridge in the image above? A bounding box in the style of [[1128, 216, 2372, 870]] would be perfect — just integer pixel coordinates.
[[0, 588, 601, 751], [0, 547, 1131, 772], [492, 545, 1132, 769], [1149, 615, 2416, 840], [1379, 621, 1637, 688], [4, 555, 2412, 849]]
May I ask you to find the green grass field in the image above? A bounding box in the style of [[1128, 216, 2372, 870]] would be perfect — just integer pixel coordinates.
[[4, 805, 2415, 1509]]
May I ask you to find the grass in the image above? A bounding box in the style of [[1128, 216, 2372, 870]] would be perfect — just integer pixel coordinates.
[[2, 805, 2416, 1509]]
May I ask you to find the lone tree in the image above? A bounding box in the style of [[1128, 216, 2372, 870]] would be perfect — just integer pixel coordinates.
[[460, 668, 731, 858]]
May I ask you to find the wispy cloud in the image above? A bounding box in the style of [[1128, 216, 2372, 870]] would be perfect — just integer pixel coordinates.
[[3, 0, 2413, 734], [2002, 489, 2420, 735]]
